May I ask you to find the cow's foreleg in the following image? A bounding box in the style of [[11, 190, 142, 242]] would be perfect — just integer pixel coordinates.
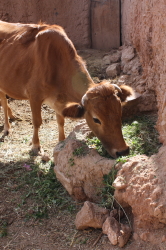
[[0, 91, 10, 135], [30, 100, 43, 155], [56, 113, 65, 141]]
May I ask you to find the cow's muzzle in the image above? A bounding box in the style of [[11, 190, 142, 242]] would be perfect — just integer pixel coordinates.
[[116, 147, 130, 158]]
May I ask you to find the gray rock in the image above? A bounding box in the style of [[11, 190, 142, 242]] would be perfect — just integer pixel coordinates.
[[102, 216, 132, 247], [106, 63, 121, 78], [75, 201, 110, 229]]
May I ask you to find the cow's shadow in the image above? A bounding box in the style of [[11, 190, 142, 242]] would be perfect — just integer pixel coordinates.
[[0, 125, 3, 133], [0, 125, 5, 141]]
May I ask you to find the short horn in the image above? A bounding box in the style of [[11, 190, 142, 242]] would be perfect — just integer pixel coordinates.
[[111, 84, 122, 93], [81, 93, 87, 106]]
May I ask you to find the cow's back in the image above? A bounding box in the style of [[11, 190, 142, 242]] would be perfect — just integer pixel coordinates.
[[0, 21, 93, 107]]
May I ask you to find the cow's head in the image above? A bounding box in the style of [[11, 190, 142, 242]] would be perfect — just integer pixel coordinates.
[[62, 82, 134, 158]]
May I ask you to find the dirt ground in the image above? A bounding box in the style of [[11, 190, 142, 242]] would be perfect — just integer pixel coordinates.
[[0, 50, 158, 250], [0, 100, 156, 250]]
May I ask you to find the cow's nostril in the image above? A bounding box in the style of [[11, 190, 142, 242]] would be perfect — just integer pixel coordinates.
[[116, 147, 130, 157]]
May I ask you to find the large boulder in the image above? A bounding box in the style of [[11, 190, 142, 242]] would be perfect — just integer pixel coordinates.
[[113, 146, 166, 243], [54, 121, 115, 202], [106, 63, 121, 78]]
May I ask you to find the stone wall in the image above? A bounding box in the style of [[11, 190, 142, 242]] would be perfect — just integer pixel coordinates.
[[0, 0, 120, 50], [121, 0, 166, 144]]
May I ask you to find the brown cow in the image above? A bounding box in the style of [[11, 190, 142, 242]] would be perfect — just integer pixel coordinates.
[[0, 21, 133, 158]]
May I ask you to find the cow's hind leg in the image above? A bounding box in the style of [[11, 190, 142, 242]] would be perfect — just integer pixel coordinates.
[[30, 99, 43, 155], [8, 104, 19, 121], [0, 98, 20, 122], [56, 113, 65, 141], [0, 91, 10, 135]]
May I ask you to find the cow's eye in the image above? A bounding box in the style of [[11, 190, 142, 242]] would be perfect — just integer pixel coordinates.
[[93, 118, 101, 124]]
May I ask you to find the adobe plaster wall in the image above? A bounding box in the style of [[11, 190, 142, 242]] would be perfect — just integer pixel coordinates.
[[121, 0, 166, 144], [91, 0, 120, 50], [0, 0, 120, 50], [0, 0, 91, 49]]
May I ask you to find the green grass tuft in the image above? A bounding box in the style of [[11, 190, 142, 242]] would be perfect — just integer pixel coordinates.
[[87, 114, 161, 159], [101, 166, 118, 208], [73, 145, 88, 157], [87, 137, 111, 158], [15, 161, 76, 220], [0, 221, 8, 238], [122, 115, 161, 157]]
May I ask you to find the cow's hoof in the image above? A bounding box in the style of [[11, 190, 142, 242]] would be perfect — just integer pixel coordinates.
[[4, 130, 9, 136], [0, 130, 9, 141], [0, 136, 4, 142], [30, 146, 44, 156]]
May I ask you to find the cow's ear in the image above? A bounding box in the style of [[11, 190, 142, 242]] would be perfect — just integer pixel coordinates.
[[62, 103, 85, 118], [118, 85, 134, 102]]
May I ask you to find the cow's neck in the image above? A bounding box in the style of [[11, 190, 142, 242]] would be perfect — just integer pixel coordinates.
[[71, 71, 94, 98]]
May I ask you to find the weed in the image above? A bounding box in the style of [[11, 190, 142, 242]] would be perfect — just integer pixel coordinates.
[[22, 137, 29, 144], [80, 238, 88, 244], [68, 157, 75, 166], [0, 221, 8, 237], [14, 161, 76, 220], [87, 137, 111, 158], [69, 144, 89, 166], [73, 145, 88, 157], [122, 114, 161, 156], [101, 168, 132, 228], [87, 114, 161, 158], [101, 166, 117, 208]]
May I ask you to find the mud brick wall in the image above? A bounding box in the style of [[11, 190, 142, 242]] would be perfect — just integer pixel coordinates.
[[0, 0, 91, 49], [121, 0, 166, 144], [91, 0, 120, 50], [0, 0, 120, 50]]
